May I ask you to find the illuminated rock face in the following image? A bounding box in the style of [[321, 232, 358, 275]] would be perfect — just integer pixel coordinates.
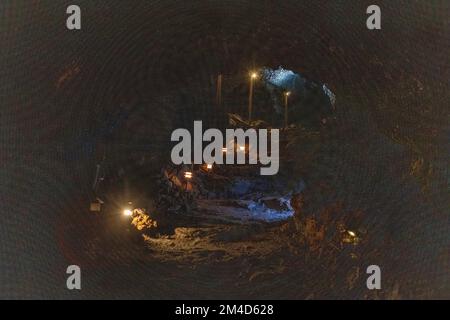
[[263, 67, 307, 92], [260, 67, 335, 128], [263, 67, 335, 106]]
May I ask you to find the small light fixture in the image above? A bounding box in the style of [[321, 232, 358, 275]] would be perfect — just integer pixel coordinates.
[[250, 72, 258, 79], [222, 147, 227, 153], [184, 171, 193, 179], [239, 145, 245, 151], [347, 230, 356, 237], [123, 209, 133, 217], [285, 91, 291, 97], [206, 164, 213, 169]]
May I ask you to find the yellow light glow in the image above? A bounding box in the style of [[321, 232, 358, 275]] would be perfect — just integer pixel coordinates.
[[222, 147, 227, 153], [285, 91, 291, 96], [184, 171, 193, 179], [239, 145, 245, 151], [250, 72, 258, 79], [347, 230, 356, 237], [206, 164, 213, 169], [123, 209, 133, 216]]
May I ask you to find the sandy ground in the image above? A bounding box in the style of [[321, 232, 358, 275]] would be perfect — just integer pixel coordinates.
[[62, 202, 321, 299]]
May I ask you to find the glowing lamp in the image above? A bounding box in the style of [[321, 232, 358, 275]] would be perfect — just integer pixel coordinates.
[[123, 209, 133, 217], [184, 171, 193, 179]]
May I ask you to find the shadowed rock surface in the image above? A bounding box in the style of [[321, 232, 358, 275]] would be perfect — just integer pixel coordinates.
[[0, 1, 448, 299]]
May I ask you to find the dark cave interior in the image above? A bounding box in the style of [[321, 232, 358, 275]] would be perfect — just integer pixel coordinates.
[[0, 1, 449, 299]]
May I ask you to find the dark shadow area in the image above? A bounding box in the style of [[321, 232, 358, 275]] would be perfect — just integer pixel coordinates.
[[0, 1, 448, 299]]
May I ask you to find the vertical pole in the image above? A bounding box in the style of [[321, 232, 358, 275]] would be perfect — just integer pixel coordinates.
[[216, 74, 222, 108], [284, 94, 288, 128], [248, 78, 254, 121]]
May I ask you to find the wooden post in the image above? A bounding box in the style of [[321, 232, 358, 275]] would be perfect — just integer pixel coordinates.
[[284, 94, 288, 128], [216, 74, 222, 108], [248, 77, 254, 121]]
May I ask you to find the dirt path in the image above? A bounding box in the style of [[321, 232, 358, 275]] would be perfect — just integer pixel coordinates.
[[68, 197, 311, 299]]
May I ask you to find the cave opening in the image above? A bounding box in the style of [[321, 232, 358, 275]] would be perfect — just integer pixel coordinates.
[[91, 67, 333, 234]]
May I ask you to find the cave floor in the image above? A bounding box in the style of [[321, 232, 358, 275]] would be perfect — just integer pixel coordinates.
[[76, 202, 320, 299]]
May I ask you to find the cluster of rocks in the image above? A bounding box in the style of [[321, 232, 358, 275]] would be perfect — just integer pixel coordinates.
[[156, 164, 198, 214], [130, 208, 157, 231]]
